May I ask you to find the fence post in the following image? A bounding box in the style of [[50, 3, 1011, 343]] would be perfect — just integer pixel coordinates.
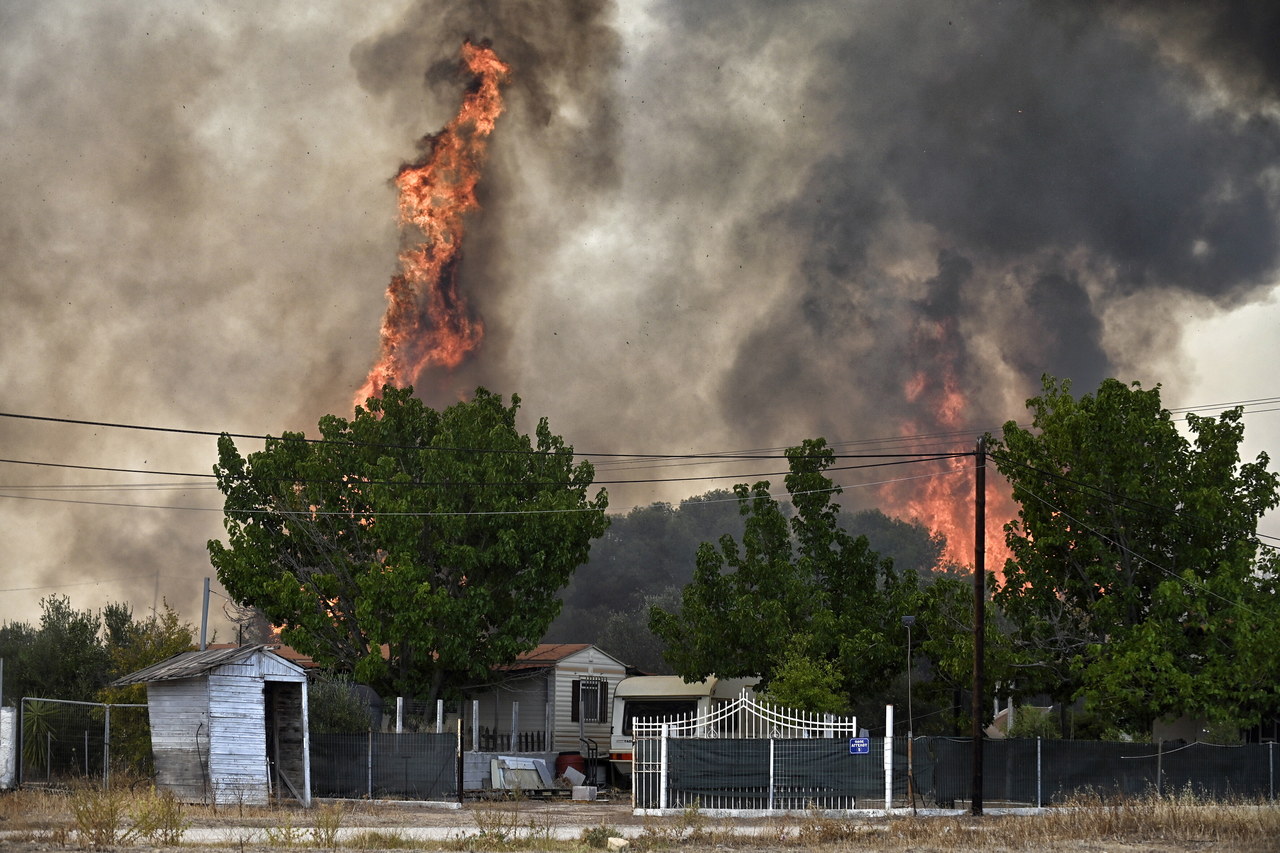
[[510, 702, 519, 753], [1270, 741, 1274, 802], [659, 722, 669, 811], [471, 700, 479, 753], [367, 729, 373, 798], [1157, 739, 1163, 797], [1036, 736, 1041, 808], [396, 698, 403, 734], [103, 705, 112, 790], [884, 704, 894, 812], [436, 699, 444, 734], [768, 738, 775, 811]]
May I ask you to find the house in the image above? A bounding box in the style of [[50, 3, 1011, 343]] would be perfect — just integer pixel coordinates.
[[462, 643, 629, 787], [112, 644, 310, 806]]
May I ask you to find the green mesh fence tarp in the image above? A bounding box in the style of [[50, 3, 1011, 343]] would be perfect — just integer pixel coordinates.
[[310, 732, 456, 800]]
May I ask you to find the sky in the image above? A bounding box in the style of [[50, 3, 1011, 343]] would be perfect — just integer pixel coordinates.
[[1, 0, 1278, 636]]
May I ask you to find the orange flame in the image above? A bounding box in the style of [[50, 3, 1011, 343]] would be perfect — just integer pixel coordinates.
[[880, 319, 1013, 577], [354, 41, 511, 409]]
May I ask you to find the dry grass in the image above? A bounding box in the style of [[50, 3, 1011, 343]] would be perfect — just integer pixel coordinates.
[[1, 784, 1278, 850]]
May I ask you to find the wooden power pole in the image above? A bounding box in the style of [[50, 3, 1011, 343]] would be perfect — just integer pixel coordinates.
[[971, 435, 986, 815]]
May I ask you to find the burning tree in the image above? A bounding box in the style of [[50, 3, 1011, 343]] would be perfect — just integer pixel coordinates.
[[991, 376, 1280, 734], [208, 386, 608, 703]]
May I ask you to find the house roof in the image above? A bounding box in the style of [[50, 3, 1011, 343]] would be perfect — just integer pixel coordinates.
[[111, 644, 305, 687], [206, 642, 320, 670], [494, 643, 592, 670]]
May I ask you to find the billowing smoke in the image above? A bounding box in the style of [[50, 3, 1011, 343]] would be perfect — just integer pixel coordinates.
[[0, 1, 1277, 625]]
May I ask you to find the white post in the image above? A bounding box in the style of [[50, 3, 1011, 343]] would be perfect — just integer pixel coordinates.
[[884, 704, 895, 812], [436, 699, 444, 734], [510, 702, 519, 752], [396, 697, 404, 734], [768, 738, 776, 811], [659, 722, 669, 811]]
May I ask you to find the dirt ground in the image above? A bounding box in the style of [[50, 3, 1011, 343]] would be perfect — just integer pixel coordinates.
[[3, 796, 1276, 851]]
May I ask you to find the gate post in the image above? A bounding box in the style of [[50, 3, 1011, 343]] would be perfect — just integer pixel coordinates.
[[1036, 736, 1042, 808], [884, 704, 894, 812], [659, 723, 669, 811], [768, 738, 775, 811]]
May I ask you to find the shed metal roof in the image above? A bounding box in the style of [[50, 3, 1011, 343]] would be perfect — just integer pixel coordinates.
[[111, 644, 300, 687]]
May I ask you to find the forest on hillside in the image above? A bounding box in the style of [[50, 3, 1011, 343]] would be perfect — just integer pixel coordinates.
[[544, 488, 956, 673]]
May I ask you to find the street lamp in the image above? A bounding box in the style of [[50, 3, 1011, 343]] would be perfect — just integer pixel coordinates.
[[902, 614, 916, 807]]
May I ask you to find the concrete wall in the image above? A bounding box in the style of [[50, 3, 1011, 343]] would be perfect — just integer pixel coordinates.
[[0, 706, 15, 789]]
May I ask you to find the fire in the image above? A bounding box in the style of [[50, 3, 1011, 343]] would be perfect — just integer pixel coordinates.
[[354, 41, 511, 409], [881, 320, 1013, 576]]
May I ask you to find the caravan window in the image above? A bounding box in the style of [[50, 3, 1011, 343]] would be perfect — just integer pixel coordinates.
[[621, 699, 699, 735]]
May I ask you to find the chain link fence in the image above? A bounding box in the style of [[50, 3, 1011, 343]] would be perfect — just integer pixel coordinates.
[[922, 737, 1278, 807], [637, 733, 1277, 813], [310, 732, 458, 801], [18, 697, 149, 788]]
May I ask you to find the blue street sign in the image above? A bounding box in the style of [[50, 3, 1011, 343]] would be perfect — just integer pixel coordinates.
[[849, 737, 870, 755]]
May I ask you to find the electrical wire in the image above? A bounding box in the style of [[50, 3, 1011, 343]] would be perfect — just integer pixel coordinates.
[[0, 452, 971, 490], [1009, 482, 1268, 618], [0, 458, 975, 517]]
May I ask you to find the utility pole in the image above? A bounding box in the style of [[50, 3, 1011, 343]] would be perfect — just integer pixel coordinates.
[[971, 435, 986, 815], [200, 577, 210, 651]]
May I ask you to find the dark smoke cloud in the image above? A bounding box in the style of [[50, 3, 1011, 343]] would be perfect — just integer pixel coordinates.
[[1, 1, 1277, 629]]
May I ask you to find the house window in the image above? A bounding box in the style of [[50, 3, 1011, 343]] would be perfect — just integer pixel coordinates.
[[571, 678, 608, 723]]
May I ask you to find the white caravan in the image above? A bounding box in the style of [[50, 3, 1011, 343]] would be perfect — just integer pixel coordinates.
[[608, 675, 758, 780]]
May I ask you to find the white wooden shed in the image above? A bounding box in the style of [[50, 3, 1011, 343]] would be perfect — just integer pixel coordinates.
[[113, 644, 310, 806]]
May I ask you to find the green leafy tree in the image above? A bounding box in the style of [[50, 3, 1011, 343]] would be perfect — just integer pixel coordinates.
[[208, 386, 608, 703], [0, 596, 112, 703], [991, 376, 1280, 733], [650, 438, 919, 704], [594, 590, 681, 675], [758, 636, 849, 714], [308, 672, 375, 734], [97, 602, 195, 768]]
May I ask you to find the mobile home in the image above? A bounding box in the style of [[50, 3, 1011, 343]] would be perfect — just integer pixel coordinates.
[[608, 675, 757, 780]]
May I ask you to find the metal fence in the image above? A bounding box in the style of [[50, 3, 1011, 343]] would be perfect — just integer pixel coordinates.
[[18, 697, 149, 788], [922, 737, 1278, 807], [633, 693, 865, 811], [636, 729, 1278, 814], [310, 732, 458, 801]]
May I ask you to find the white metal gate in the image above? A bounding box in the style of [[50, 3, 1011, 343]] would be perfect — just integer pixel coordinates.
[[632, 692, 880, 813]]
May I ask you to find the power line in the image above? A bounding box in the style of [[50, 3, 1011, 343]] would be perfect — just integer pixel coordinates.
[[0, 409, 972, 460], [1010, 483, 1266, 619], [0, 459, 975, 517], [0, 452, 971, 490], [987, 449, 1277, 556]]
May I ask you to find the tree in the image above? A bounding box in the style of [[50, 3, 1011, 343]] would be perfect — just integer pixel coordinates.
[[758, 635, 850, 714], [208, 386, 609, 703], [548, 489, 749, 644], [97, 601, 195, 767], [649, 438, 919, 704], [0, 596, 112, 704], [991, 376, 1280, 733]]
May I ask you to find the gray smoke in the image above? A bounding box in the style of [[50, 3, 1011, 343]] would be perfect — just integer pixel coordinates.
[[1, 1, 1277, 629]]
